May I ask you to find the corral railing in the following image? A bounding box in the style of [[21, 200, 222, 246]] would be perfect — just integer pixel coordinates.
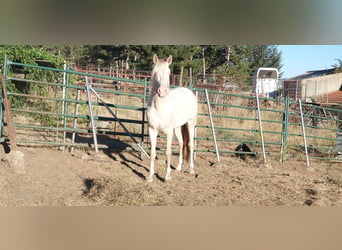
[[0, 81, 4, 143], [194, 88, 342, 163], [1, 59, 149, 153], [1, 59, 342, 164]]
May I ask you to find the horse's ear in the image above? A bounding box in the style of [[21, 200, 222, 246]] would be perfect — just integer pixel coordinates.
[[153, 54, 158, 64], [167, 55, 172, 65]]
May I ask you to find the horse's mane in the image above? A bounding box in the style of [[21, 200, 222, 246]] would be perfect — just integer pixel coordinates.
[[151, 59, 170, 95]]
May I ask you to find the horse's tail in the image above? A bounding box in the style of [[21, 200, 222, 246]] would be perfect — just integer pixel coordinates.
[[181, 123, 190, 162]]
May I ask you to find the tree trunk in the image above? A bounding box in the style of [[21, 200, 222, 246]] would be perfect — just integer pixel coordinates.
[[179, 65, 184, 86]]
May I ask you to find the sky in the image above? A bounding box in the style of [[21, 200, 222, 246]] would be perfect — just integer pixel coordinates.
[[278, 45, 342, 79]]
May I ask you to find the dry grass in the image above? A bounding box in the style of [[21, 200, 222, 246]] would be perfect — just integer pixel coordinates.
[[1, 142, 341, 206], [80, 152, 342, 206]]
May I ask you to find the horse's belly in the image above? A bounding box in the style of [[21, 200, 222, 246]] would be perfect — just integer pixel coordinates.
[[147, 112, 188, 134]]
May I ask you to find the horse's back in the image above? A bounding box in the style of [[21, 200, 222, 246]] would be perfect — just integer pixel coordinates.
[[169, 87, 196, 105]]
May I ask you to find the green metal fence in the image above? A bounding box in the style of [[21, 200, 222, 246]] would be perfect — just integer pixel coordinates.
[[1, 58, 342, 164], [0, 84, 4, 143], [194, 87, 342, 163], [1, 58, 149, 153]]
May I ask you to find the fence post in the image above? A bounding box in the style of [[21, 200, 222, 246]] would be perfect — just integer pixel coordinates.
[[62, 62, 68, 150], [281, 96, 290, 163], [255, 93, 266, 164], [298, 99, 310, 167], [1, 75, 17, 150], [194, 91, 198, 160], [1, 56, 10, 143], [71, 89, 81, 154], [0, 88, 3, 142], [141, 78, 147, 159], [205, 89, 220, 163], [85, 76, 99, 153]]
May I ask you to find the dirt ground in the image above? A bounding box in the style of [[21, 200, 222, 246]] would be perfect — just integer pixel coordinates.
[[0, 142, 341, 206]]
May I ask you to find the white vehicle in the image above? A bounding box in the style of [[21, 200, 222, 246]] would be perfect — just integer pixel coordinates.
[[252, 67, 279, 98]]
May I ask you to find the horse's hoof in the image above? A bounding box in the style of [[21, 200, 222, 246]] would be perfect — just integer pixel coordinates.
[[190, 169, 195, 175], [146, 176, 153, 182], [175, 167, 182, 172], [164, 175, 172, 181]]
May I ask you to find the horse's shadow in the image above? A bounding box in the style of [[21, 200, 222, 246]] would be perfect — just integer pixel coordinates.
[[66, 132, 131, 151], [109, 151, 166, 182], [103, 149, 163, 181]]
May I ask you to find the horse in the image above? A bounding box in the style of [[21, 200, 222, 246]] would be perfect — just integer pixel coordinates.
[[146, 54, 198, 182]]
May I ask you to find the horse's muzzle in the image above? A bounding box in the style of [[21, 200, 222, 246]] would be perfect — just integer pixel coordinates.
[[158, 85, 169, 97]]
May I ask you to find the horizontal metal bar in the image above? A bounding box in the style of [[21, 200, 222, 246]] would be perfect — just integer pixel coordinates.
[[292, 144, 336, 152], [194, 88, 287, 103], [197, 101, 286, 114], [196, 125, 256, 133], [7, 76, 147, 99], [198, 112, 257, 121], [11, 108, 147, 126], [14, 123, 87, 133], [287, 132, 336, 141], [14, 123, 147, 138], [9, 95, 145, 112], [7, 61, 149, 85], [198, 112, 284, 125]]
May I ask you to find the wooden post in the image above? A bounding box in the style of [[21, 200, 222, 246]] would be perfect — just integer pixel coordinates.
[[1, 75, 17, 151]]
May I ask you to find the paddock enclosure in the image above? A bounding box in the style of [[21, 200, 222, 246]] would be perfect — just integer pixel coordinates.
[[1, 59, 342, 163], [1, 59, 342, 206]]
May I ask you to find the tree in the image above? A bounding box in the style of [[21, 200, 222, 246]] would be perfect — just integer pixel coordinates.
[[333, 59, 342, 73], [0, 45, 64, 70], [202, 45, 283, 77], [36, 45, 86, 65], [27, 45, 282, 80]]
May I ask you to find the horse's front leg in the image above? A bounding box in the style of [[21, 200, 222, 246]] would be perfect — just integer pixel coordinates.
[[146, 127, 158, 182], [165, 128, 173, 181], [174, 126, 183, 171]]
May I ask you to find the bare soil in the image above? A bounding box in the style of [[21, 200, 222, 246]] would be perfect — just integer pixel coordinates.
[[0, 143, 341, 206]]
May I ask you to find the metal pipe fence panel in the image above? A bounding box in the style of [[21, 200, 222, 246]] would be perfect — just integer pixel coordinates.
[[1, 59, 342, 164], [2, 59, 149, 151], [193, 88, 342, 163], [194, 88, 286, 159]]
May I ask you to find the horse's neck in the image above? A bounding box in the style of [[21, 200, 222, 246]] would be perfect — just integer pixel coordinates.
[[150, 92, 165, 107], [150, 84, 159, 96]]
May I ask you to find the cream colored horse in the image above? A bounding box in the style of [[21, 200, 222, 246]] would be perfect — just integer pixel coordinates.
[[146, 54, 198, 182]]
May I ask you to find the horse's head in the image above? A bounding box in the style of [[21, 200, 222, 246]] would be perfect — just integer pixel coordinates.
[[152, 54, 172, 98]]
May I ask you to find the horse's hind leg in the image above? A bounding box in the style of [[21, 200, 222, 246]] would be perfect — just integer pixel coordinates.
[[174, 126, 183, 171], [146, 127, 158, 182], [188, 123, 196, 174]]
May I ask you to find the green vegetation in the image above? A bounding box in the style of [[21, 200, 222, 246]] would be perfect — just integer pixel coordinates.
[[0, 46, 65, 126], [5, 45, 282, 77], [0, 45, 284, 122]]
